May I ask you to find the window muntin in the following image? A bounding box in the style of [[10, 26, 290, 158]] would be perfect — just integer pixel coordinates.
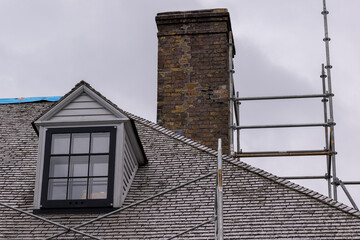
[[41, 127, 115, 208]]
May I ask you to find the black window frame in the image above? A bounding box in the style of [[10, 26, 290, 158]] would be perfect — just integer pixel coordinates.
[[40, 126, 116, 209]]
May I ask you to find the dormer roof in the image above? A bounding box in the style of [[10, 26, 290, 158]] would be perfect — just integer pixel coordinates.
[[33, 81, 128, 128], [33, 80, 147, 165]]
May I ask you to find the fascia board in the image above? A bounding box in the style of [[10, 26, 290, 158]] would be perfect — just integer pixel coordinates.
[[34, 119, 128, 127], [34, 85, 129, 127], [34, 86, 86, 124], [83, 87, 128, 119]]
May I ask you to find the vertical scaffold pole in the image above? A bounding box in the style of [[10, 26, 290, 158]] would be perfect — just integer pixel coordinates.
[[216, 139, 224, 240], [229, 32, 234, 156], [322, 0, 337, 200], [320, 64, 332, 198], [236, 91, 240, 154]]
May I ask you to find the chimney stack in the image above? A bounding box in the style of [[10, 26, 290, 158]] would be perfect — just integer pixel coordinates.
[[156, 9, 235, 154]]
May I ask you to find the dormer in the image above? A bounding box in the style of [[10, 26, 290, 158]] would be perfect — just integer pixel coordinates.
[[32, 81, 147, 211]]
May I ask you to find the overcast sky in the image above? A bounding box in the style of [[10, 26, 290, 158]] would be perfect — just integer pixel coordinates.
[[1, 0, 360, 206]]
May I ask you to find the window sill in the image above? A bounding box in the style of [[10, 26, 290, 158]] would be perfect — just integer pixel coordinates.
[[33, 207, 117, 215]]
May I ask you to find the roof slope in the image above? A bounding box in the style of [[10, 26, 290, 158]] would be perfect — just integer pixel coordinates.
[[1, 91, 360, 239]]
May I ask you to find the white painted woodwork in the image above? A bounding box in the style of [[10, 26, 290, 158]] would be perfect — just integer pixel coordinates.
[[48, 93, 118, 122], [122, 133, 138, 199], [33, 84, 144, 209]]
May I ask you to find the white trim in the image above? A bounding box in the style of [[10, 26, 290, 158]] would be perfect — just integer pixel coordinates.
[[33, 123, 126, 209], [32, 83, 145, 209], [121, 134, 139, 202], [37, 86, 86, 122], [124, 122, 146, 165], [35, 119, 128, 127], [33, 126, 46, 209], [34, 85, 129, 126], [114, 123, 125, 208], [83, 87, 127, 119]]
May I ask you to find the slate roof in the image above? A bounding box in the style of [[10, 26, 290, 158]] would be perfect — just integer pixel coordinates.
[[1, 82, 360, 239]]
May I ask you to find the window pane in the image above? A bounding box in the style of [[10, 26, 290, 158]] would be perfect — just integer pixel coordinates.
[[49, 157, 69, 177], [71, 133, 90, 154], [91, 132, 110, 153], [88, 178, 107, 199], [89, 155, 109, 176], [48, 179, 67, 200], [51, 134, 70, 154], [68, 178, 87, 200], [69, 156, 88, 177]]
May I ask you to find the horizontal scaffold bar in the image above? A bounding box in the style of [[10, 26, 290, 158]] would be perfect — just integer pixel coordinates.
[[234, 150, 335, 158], [233, 122, 331, 130], [341, 181, 360, 185], [234, 93, 334, 101], [282, 175, 328, 180]]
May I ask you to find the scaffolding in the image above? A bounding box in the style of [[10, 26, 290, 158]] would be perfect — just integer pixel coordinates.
[[229, 0, 359, 209], [0, 142, 226, 240]]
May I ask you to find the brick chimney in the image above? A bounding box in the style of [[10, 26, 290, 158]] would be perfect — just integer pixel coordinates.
[[156, 9, 235, 154]]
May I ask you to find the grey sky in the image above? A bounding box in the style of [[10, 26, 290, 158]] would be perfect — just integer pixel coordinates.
[[1, 0, 360, 206]]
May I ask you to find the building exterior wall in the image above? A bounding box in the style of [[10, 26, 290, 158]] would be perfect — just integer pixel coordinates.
[[156, 9, 235, 153]]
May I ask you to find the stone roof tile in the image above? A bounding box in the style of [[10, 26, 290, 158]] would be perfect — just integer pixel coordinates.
[[1, 91, 360, 238]]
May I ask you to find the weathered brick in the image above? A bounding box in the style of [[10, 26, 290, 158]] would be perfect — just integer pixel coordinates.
[[156, 9, 235, 154]]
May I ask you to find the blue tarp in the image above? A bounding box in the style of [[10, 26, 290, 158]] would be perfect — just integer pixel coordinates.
[[0, 96, 62, 104]]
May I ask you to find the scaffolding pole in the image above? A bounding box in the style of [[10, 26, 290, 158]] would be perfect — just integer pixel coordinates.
[[0, 202, 101, 240], [229, 31, 235, 156], [321, 63, 332, 198], [236, 91, 240, 153], [227, 0, 360, 210], [337, 179, 359, 210], [216, 139, 224, 240], [235, 150, 332, 158], [322, 0, 338, 201], [282, 175, 328, 180], [167, 218, 215, 240], [235, 93, 333, 101], [45, 172, 216, 240], [235, 123, 330, 130]]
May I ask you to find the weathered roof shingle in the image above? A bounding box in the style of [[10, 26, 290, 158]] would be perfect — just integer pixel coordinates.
[[1, 85, 360, 239]]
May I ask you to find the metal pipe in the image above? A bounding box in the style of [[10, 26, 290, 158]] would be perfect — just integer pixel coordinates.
[[320, 64, 332, 198], [229, 31, 234, 156], [214, 152, 218, 238], [45, 171, 217, 240], [167, 218, 215, 240], [234, 123, 330, 130], [236, 91, 240, 154], [0, 202, 101, 240], [322, 0, 338, 201], [235, 93, 333, 102], [342, 181, 360, 185], [282, 175, 328, 180], [235, 150, 333, 158], [338, 179, 359, 210], [216, 139, 224, 240]]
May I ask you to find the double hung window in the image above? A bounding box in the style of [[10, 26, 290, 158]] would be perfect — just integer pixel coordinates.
[[41, 126, 116, 208]]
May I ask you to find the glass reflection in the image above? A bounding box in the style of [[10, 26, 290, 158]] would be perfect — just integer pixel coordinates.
[[68, 178, 87, 200], [90, 155, 108, 176], [49, 156, 68, 177], [88, 178, 107, 199], [69, 156, 88, 177], [71, 133, 90, 154], [91, 132, 110, 153], [48, 179, 67, 200], [51, 134, 70, 154]]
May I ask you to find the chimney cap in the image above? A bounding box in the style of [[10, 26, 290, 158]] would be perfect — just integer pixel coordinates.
[[156, 8, 230, 21], [156, 8, 235, 55]]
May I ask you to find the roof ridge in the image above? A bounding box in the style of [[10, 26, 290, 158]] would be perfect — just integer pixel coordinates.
[[124, 109, 360, 219]]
